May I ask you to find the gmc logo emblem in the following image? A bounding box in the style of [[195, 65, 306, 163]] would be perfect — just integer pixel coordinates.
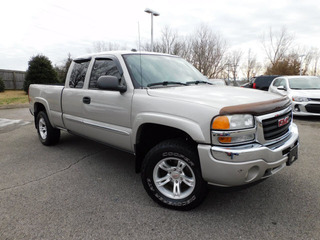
[[278, 116, 290, 127]]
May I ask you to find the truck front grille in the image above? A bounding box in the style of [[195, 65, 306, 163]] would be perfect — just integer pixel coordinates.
[[262, 111, 292, 140]]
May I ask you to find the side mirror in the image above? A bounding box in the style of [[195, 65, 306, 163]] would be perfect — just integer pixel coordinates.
[[277, 86, 287, 91], [97, 76, 127, 93]]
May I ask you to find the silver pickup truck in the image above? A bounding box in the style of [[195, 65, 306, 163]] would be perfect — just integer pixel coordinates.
[[29, 51, 299, 210]]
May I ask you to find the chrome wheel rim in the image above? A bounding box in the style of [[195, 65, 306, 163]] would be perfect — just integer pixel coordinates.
[[153, 157, 196, 200], [39, 118, 47, 140]]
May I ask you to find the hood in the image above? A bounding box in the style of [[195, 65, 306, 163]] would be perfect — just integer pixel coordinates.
[[147, 85, 282, 107], [289, 89, 320, 99], [147, 85, 290, 116]]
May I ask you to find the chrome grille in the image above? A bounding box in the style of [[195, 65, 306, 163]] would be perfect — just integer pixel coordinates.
[[262, 111, 292, 140]]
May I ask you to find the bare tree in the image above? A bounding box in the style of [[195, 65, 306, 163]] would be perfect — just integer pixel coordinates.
[[89, 41, 127, 53], [227, 50, 242, 85], [310, 48, 320, 75], [241, 49, 262, 81], [160, 25, 179, 54], [173, 37, 192, 61], [142, 26, 191, 58], [141, 24, 228, 78], [188, 24, 227, 78], [261, 27, 294, 66]]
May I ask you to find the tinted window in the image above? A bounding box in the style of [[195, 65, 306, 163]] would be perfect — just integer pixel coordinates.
[[69, 61, 90, 88], [89, 59, 121, 89]]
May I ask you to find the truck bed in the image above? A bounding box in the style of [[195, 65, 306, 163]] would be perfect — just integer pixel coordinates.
[[29, 84, 65, 128]]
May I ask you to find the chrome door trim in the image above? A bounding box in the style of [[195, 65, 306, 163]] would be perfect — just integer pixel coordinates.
[[64, 114, 130, 136]]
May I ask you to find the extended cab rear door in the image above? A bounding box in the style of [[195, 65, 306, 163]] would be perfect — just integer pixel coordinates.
[[62, 55, 133, 152]]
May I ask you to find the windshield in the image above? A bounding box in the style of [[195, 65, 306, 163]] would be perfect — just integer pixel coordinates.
[[289, 77, 320, 90], [123, 54, 207, 88]]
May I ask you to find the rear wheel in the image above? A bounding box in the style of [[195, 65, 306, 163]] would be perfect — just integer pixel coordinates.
[[141, 139, 208, 210], [36, 111, 60, 146]]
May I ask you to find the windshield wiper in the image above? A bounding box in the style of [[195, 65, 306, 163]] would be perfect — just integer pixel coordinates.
[[186, 80, 212, 85], [147, 81, 187, 88]]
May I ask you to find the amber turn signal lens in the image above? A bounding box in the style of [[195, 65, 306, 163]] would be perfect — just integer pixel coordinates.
[[212, 116, 230, 130], [218, 137, 232, 143]]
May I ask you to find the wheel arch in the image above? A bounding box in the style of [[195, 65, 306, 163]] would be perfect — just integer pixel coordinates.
[[33, 99, 52, 128], [134, 122, 199, 173]]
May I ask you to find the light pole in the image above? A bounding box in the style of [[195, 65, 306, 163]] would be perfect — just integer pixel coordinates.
[[299, 54, 305, 76], [227, 63, 230, 85], [144, 8, 160, 52]]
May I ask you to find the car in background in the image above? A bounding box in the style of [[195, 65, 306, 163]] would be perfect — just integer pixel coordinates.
[[249, 75, 281, 91], [269, 76, 320, 116], [241, 82, 250, 88], [208, 79, 227, 86]]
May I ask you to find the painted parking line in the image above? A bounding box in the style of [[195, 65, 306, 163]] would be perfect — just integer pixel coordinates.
[[0, 118, 31, 133]]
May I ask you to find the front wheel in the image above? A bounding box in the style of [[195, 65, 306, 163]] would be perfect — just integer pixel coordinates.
[[36, 111, 60, 146], [141, 139, 208, 210]]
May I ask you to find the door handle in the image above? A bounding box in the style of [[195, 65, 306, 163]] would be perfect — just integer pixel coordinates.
[[83, 97, 91, 104]]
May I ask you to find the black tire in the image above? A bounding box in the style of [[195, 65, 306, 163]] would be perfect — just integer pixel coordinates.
[[141, 139, 208, 210], [36, 111, 60, 146]]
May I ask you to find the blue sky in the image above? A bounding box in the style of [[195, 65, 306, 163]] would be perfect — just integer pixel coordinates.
[[1, 0, 320, 71]]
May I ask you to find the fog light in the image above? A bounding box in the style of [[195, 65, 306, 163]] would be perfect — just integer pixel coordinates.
[[245, 166, 259, 182], [294, 104, 301, 112]]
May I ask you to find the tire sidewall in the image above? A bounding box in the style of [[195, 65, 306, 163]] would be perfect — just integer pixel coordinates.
[[36, 111, 60, 146], [142, 140, 207, 210], [36, 112, 49, 144]]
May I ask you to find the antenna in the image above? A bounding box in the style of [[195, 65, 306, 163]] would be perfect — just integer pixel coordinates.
[[138, 21, 143, 88], [138, 21, 141, 52]]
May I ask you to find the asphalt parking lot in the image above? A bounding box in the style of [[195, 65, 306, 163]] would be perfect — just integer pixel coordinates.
[[0, 107, 319, 240]]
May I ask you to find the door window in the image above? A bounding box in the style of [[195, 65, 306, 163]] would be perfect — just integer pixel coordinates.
[[89, 59, 121, 89], [273, 79, 281, 87]]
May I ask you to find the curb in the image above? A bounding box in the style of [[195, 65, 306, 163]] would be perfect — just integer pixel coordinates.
[[0, 103, 29, 110]]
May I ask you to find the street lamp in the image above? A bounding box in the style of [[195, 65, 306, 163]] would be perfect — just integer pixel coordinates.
[[144, 8, 160, 52], [299, 54, 305, 76]]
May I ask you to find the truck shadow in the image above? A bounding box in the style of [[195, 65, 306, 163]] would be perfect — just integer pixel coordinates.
[[56, 132, 316, 219]]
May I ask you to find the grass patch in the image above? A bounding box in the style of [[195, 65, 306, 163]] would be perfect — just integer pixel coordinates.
[[0, 90, 28, 105]]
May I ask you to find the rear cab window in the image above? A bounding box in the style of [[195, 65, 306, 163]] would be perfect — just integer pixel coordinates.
[[69, 58, 91, 88]]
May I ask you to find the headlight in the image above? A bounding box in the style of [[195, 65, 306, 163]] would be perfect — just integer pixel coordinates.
[[211, 114, 255, 144], [292, 96, 309, 102], [212, 114, 254, 130]]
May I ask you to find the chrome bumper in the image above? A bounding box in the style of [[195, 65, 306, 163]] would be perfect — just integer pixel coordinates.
[[198, 123, 299, 187]]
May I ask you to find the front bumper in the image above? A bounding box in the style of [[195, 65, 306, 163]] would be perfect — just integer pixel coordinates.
[[292, 101, 320, 116], [198, 123, 299, 187]]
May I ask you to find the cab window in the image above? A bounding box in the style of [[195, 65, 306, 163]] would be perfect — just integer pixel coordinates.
[[69, 60, 90, 88], [89, 59, 121, 89]]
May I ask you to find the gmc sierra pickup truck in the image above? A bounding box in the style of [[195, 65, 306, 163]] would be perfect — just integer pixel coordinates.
[[29, 51, 299, 210]]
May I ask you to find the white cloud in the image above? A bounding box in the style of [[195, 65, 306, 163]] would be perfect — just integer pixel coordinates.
[[1, 0, 320, 71]]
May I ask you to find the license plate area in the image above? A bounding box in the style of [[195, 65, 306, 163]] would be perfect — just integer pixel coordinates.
[[286, 144, 298, 166]]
